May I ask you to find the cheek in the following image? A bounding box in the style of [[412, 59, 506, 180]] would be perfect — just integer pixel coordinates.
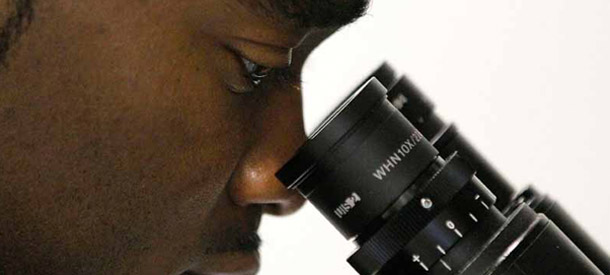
[[72, 23, 257, 234], [0, 6, 259, 272]]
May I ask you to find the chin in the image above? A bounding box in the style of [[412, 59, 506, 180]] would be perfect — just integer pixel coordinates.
[[183, 250, 260, 275]]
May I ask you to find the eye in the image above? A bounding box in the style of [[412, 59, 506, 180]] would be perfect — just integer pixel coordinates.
[[240, 57, 273, 86]]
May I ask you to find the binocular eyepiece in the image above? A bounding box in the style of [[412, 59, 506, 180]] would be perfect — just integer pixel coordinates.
[[276, 64, 609, 275]]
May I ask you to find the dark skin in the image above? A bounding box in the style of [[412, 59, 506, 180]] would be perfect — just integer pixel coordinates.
[[0, 1, 344, 274]]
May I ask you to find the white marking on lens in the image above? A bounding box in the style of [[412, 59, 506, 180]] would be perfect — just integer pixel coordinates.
[[454, 229, 463, 238], [440, 259, 452, 271], [412, 254, 420, 262], [469, 213, 479, 222], [437, 245, 446, 255], [421, 198, 433, 209], [446, 220, 456, 230]]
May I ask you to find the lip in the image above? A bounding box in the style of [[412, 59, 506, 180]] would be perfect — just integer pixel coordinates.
[[200, 232, 262, 254], [182, 207, 263, 275], [180, 189, 264, 275], [184, 250, 260, 275]]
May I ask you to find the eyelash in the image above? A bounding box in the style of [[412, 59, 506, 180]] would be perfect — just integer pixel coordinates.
[[240, 57, 273, 86]]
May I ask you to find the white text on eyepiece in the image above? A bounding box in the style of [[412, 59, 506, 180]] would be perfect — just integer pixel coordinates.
[[334, 192, 361, 219], [372, 131, 424, 181]]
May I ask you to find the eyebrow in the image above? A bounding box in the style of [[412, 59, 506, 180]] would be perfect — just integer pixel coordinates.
[[237, 0, 370, 29], [235, 0, 282, 21]]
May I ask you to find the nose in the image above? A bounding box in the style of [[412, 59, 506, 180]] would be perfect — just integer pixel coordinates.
[[228, 76, 307, 216]]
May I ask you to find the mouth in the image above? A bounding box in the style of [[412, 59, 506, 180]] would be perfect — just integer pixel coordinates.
[[183, 249, 260, 275], [182, 226, 262, 274], [201, 232, 262, 254], [181, 192, 263, 275]]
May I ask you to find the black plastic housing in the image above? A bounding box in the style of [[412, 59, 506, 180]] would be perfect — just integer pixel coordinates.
[[506, 187, 610, 274], [275, 71, 606, 275], [277, 78, 438, 239]]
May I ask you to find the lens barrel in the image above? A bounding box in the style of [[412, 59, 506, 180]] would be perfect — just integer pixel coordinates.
[[276, 69, 606, 274], [386, 77, 445, 141], [506, 187, 610, 274], [277, 78, 439, 239], [383, 71, 515, 210], [376, 64, 609, 273]]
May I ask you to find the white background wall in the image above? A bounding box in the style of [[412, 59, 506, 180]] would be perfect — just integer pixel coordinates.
[[259, 0, 610, 274]]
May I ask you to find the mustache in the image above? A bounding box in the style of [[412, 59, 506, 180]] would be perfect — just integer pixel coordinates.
[[201, 231, 262, 254]]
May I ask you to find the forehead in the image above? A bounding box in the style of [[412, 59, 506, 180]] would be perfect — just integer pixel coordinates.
[[233, 0, 294, 26], [201, 1, 309, 49]]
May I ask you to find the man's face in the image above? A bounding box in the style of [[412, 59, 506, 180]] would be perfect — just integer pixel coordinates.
[[0, 1, 366, 274]]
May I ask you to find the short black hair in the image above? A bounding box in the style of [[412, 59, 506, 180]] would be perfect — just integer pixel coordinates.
[[273, 0, 370, 28], [243, 0, 371, 29], [0, 0, 34, 67], [0, 0, 368, 66]]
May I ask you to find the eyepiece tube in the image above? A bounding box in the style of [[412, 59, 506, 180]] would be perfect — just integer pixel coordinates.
[[506, 187, 610, 273], [369, 64, 608, 271], [276, 73, 603, 275], [378, 64, 515, 210], [278, 78, 439, 239]]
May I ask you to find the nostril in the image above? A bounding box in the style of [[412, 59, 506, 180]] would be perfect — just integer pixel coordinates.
[[228, 158, 298, 207], [227, 172, 256, 207], [228, 185, 249, 207], [263, 193, 307, 216]]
